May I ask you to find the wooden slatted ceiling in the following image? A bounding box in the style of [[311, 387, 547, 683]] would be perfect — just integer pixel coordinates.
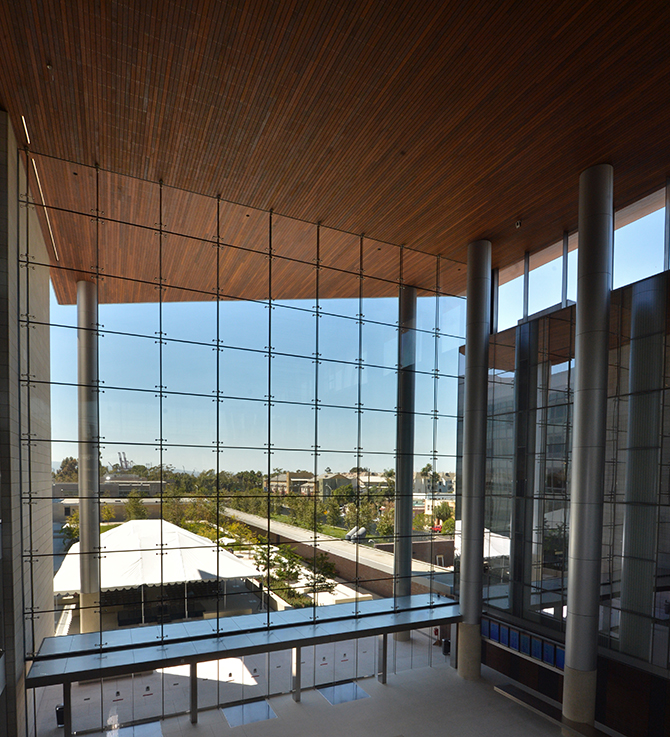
[[2, 1, 670, 303]]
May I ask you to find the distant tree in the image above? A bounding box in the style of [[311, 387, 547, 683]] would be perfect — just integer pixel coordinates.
[[325, 496, 342, 527], [433, 502, 453, 524], [344, 501, 375, 531], [274, 545, 302, 584], [54, 456, 78, 482], [100, 503, 115, 523], [163, 488, 186, 527], [62, 508, 80, 546], [412, 513, 431, 531], [333, 483, 355, 505], [312, 551, 336, 579], [382, 468, 396, 496], [442, 517, 456, 535], [376, 503, 395, 538], [124, 490, 147, 520], [286, 493, 324, 532], [420, 463, 440, 489]]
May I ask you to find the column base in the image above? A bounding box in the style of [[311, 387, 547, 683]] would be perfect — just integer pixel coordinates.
[[79, 592, 100, 634], [562, 665, 597, 725], [457, 622, 481, 680]]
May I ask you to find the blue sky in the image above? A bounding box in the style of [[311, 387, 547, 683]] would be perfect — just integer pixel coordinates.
[[49, 206, 665, 476], [50, 290, 465, 475]]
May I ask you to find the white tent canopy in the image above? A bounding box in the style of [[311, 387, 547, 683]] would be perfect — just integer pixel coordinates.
[[54, 519, 260, 595], [453, 519, 511, 559]]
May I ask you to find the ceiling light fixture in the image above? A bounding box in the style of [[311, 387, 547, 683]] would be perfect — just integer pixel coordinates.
[[31, 159, 59, 262], [21, 115, 31, 145]]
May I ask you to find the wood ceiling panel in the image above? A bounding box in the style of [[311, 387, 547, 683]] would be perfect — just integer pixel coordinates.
[[3, 1, 670, 303]]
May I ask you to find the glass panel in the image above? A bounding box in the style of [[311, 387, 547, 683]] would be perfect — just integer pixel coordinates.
[[360, 365, 397, 412], [161, 294, 217, 344], [318, 274, 361, 318], [318, 313, 360, 364], [162, 235, 217, 294], [271, 304, 317, 357], [319, 229, 360, 273], [162, 186, 217, 242], [360, 409, 396, 454], [318, 360, 359, 408], [99, 332, 160, 391], [317, 406, 359, 453], [219, 398, 268, 449], [613, 207, 665, 289], [272, 215, 317, 262], [99, 389, 159, 446], [100, 220, 159, 288], [416, 292, 438, 333], [528, 253, 562, 316], [219, 246, 268, 301], [99, 291, 160, 338], [162, 339, 216, 395], [363, 239, 399, 283], [271, 355, 315, 403], [49, 325, 78, 385], [272, 258, 317, 303], [438, 295, 466, 337], [220, 299, 269, 352], [271, 402, 316, 449], [219, 201, 269, 253], [498, 273, 524, 331], [220, 347, 269, 400], [162, 392, 216, 446], [361, 320, 397, 369]]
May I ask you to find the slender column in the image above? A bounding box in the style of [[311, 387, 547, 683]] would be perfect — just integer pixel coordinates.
[[509, 321, 538, 618], [377, 633, 388, 683], [291, 647, 301, 701], [63, 681, 72, 737], [458, 240, 491, 681], [190, 663, 198, 723], [394, 285, 417, 599], [563, 164, 613, 726], [77, 280, 100, 633], [619, 275, 665, 658]]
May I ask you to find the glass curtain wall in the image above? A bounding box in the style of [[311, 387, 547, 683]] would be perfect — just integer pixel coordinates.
[[480, 272, 670, 670], [18, 151, 464, 730]]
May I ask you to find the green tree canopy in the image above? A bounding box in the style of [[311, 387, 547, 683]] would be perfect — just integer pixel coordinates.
[[54, 456, 78, 482], [433, 501, 453, 524], [124, 490, 148, 520]]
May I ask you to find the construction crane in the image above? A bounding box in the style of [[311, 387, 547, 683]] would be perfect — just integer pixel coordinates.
[[117, 451, 132, 471]]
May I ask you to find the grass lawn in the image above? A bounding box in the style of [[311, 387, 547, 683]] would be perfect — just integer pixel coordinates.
[[100, 523, 123, 534]]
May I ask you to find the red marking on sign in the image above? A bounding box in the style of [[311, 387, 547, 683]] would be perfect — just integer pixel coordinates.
[[320, 662, 329, 666], [142, 693, 153, 697], [112, 698, 123, 702], [341, 659, 349, 662]]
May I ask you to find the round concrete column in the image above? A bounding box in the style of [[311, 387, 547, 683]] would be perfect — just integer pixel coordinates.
[[458, 240, 491, 680], [563, 164, 613, 725], [77, 280, 101, 634]]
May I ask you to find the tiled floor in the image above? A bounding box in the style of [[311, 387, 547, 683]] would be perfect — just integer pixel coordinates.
[[317, 681, 369, 705], [32, 627, 562, 737], [67, 663, 561, 737]]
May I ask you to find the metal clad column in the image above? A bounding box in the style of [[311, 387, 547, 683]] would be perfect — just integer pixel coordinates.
[[77, 280, 100, 634], [563, 164, 613, 725], [458, 240, 491, 681], [395, 285, 417, 599], [619, 274, 665, 659]]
